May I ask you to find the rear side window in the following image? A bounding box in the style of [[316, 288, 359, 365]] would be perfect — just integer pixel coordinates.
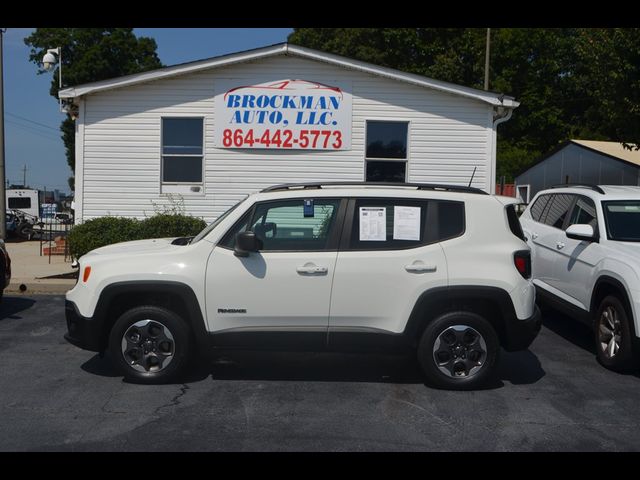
[[506, 204, 526, 241], [347, 198, 464, 250], [436, 200, 465, 241], [349, 198, 429, 250]]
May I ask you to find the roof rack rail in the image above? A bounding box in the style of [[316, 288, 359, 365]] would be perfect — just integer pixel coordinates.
[[260, 182, 488, 195], [550, 184, 605, 194]]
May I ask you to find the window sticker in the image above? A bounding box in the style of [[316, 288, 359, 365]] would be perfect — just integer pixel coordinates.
[[359, 207, 386, 241], [393, 206, 421, 241], [303, 199, 314, 217]]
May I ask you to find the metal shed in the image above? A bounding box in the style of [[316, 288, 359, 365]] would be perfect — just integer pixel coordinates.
[[515, 140, 640, 203]]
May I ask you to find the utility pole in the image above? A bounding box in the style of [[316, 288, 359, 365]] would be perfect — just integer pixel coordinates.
[[484, 28, 491, 91], [0, 29, 7, 240], [22, 164, 27, 187]]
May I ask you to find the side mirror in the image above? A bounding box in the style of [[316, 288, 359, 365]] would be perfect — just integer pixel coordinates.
[[566, 224, 597, 242], [234, 231, 263, 257]]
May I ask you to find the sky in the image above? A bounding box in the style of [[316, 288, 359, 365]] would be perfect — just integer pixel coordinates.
[[2, 28, 293, 195]]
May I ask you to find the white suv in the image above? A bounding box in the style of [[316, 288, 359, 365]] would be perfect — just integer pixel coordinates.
[[65, 182, 540, 390], [520, 184, 640, 372]]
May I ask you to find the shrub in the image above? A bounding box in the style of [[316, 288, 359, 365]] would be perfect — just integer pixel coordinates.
[[139, 214, 206, 240], [68, 217, 141, 259], [68, 213, 207, 259]]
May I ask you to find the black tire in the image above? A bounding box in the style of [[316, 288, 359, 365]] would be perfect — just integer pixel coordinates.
[[108, 305, 193, 384], [17, 223, 33, 240], [417, 311, 500, 390], [594, 295, 637, 372]]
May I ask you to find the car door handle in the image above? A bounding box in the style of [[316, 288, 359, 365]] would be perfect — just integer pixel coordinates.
[[296, 263, 328, 275], [531, 232, 538, 240], [556, 242, 565, 250], [405, 263, 437, 273]]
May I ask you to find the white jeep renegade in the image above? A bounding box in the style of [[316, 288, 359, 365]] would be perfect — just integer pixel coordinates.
[[520, 184, 640, 372], [65, 182, 541, 390]]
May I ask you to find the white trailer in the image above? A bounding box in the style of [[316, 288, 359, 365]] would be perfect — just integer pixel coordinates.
[[6, 189, 40, 218]]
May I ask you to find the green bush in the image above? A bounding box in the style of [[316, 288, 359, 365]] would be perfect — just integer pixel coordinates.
[[68, 214, 207, 259], [140, 214, 206, 240]]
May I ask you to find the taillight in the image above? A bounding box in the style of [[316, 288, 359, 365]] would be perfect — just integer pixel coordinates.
[[514, 250, 531, 279], [83, 266, 92, 283]]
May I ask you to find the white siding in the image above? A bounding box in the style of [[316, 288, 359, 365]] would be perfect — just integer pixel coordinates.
[[80, 56, 494, 223]]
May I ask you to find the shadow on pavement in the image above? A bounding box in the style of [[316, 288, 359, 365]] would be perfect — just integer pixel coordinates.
[[542, 309, 595, 354], [78, 348, 545, 388], [0, 296, 36, 321]]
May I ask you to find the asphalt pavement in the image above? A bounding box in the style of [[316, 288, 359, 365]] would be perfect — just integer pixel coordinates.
[[1, 294, 640, 452]]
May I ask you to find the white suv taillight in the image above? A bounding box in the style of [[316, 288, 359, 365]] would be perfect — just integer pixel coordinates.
[[514, 250, 531, 279]]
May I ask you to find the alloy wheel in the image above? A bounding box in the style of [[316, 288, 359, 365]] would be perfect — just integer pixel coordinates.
[[432, 325, 487, 378], [121, 319, 175, 373], [598, 306, 622, 360]]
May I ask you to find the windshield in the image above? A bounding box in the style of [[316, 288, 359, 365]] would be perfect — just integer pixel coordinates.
[[190, 196, 249, 244], [602, 201, 640, 242]]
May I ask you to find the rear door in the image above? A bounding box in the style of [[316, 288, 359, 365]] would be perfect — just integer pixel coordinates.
[[328, 197, 452, 341]]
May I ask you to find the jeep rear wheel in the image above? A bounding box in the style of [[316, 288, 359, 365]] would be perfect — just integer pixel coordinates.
[[108, 305, 192, 384], [595, 295, 637, 372], [418, 311, 499, 390]]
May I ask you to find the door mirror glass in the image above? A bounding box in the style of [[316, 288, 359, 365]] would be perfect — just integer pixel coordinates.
[[566, 224, 596, 242], [234, 231, 263, 257]]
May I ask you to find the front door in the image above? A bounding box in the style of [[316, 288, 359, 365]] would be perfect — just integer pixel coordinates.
[[205, 198, 344, 347], [554, 195, 600, 310], [528, 193, 575, 292]]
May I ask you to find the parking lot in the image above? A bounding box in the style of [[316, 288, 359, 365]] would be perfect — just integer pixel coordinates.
[[2, 294, 640, 451]]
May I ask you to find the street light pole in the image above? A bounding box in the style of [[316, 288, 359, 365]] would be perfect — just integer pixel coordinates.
[[0, 29, 7, 240]]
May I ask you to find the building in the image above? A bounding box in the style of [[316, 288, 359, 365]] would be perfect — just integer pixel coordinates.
[[515, 140, 640, 203], [59, 43, 519, 224]]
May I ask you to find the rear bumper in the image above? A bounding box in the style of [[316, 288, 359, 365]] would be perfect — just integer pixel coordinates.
[[64, 300, 103, 352], [502, 305, 542, 352]]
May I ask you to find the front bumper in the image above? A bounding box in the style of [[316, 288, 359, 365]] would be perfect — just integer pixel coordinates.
[[64, 300, 104, 352], [502, 305, 542, 352]]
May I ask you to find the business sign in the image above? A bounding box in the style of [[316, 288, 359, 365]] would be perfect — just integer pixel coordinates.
[[214, 79, 352, 150]]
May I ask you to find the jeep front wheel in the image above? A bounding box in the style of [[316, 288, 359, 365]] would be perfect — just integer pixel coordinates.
[[108, 305, 192, 384], [417, 311, 499, 390]]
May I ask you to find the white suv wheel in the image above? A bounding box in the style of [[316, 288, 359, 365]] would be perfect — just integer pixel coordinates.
[[433, 325, 488, 378]]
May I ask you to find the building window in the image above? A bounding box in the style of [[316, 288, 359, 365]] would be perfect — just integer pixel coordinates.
[[162, 118, 203, 183], [365, 120, 408, 183]]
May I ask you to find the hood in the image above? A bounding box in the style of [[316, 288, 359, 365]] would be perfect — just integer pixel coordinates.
[[607, 241, 640, 261], [84, 237, 181, 258]]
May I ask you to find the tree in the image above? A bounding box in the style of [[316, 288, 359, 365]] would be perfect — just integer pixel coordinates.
[[573, 28, 640, 149], [24, 28, 163, 190], [289, 28, 640, 181]]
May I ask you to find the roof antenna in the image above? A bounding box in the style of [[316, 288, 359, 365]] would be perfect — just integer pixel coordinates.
[[468, 166, 477, 187]]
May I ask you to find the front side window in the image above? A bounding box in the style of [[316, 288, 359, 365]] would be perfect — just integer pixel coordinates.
[[567, 196, 598, 231], [162, 118, 203, 183], [542, 194, 574, 229], [529, 194, 552, 222], [365, 121, 408, 183], [248, 199, 341, 251], [602, 201, 640, 242]]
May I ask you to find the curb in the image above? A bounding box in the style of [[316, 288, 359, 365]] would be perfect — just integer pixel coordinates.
[[5, 280, 76, 295]]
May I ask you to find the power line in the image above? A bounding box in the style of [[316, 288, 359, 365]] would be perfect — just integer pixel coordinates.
[[5, 119, 61, 142], [6, 112, 59, 132]]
